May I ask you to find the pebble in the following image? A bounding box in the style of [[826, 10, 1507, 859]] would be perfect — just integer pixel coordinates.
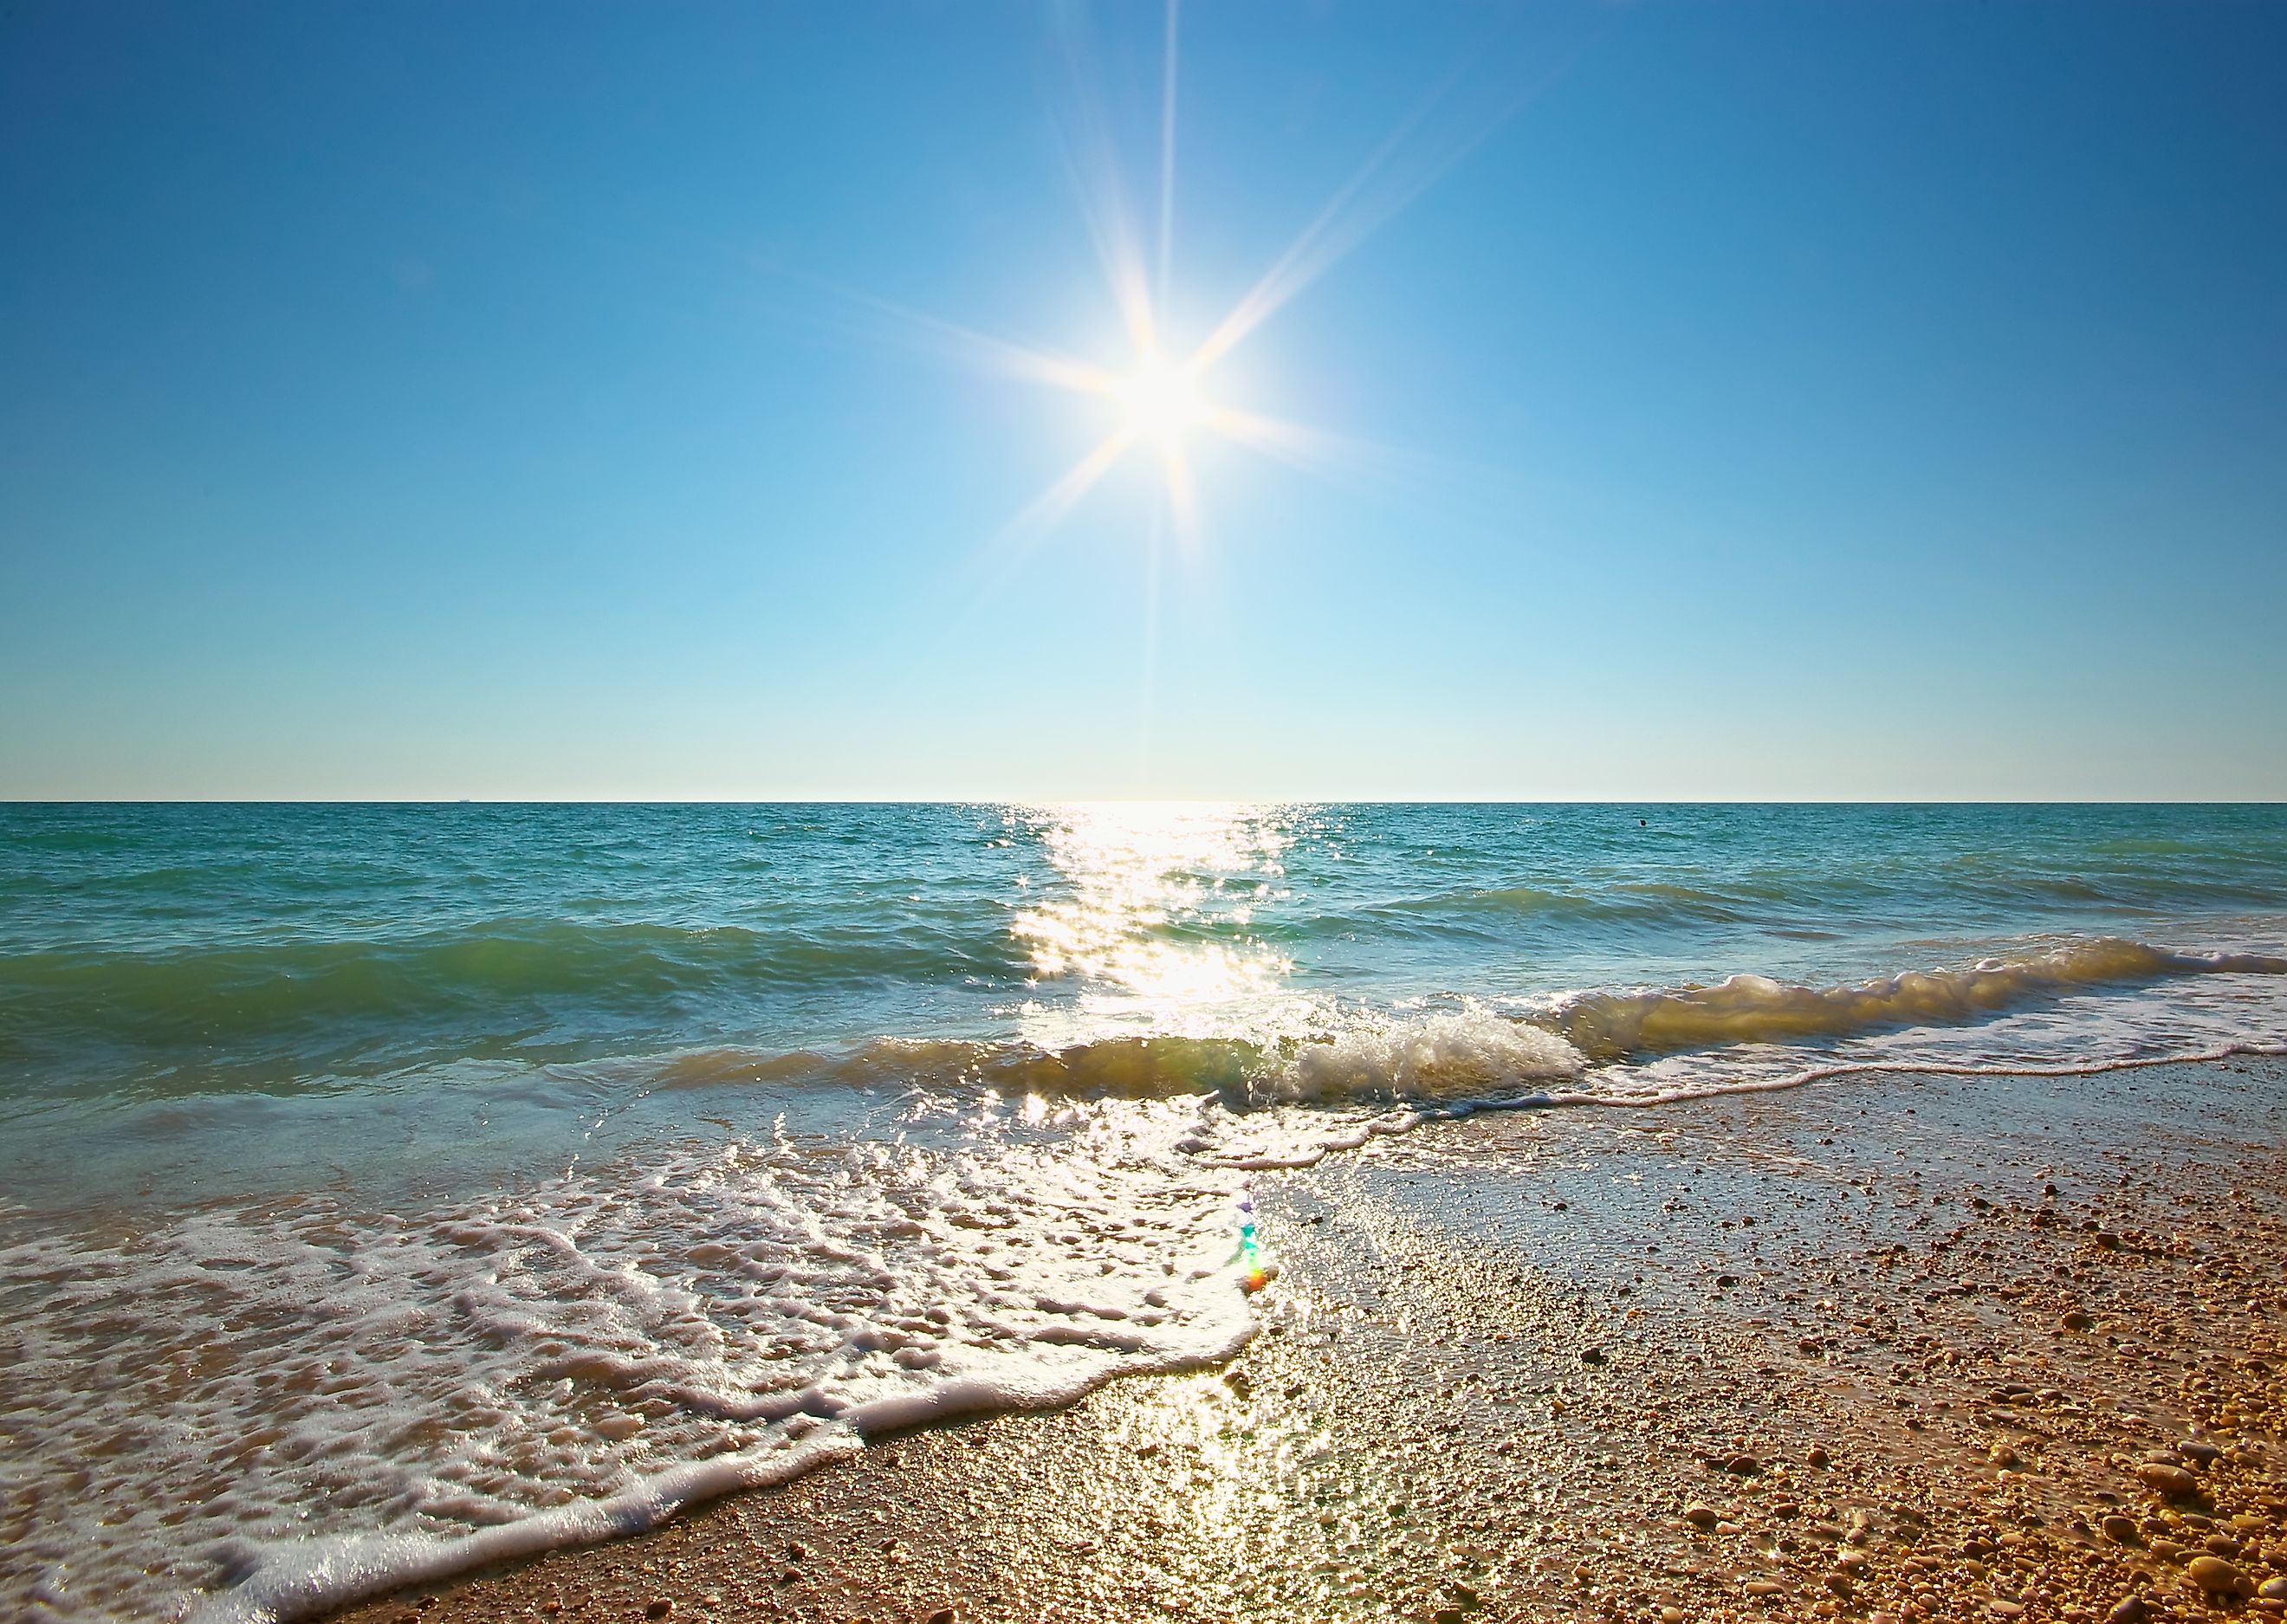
[[2134, 1461, 2197, 1498], [2101, 1514, 2140, 1543], [1683, 1503, 1721, 1530], [926, 1610, 957, 1624], [2107, 1596, 2146, 1624], [2259, 1577, 2287, 1601], [1726, 1453, 1761, 1475], [643, 1602, 672, 1621], [2186, 1556, 2243, 1594]]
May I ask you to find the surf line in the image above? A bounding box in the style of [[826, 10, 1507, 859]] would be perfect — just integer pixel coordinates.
[[1195, 1038, 2287, 1171]]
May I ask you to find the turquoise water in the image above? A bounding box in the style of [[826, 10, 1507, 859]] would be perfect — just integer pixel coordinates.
[[3, 802, 2284, 1621], [8, 800, 2285, 1094]]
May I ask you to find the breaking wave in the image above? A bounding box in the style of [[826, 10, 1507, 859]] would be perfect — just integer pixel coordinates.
[[1539, 937, 2287, 1063], [651, 936, 2286, 1110]]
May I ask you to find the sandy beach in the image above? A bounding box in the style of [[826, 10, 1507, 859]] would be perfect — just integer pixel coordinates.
[[328, 1054, 2287, 1624]]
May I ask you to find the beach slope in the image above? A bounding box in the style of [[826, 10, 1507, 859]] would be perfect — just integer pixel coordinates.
[[333, 1056, 2287, 1624]]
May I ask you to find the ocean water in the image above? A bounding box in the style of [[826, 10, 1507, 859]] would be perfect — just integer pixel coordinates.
[[3, 801, 2284, 1621]]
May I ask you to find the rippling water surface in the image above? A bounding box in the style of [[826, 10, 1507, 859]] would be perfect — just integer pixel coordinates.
[[3, 802, 2284, 1620]]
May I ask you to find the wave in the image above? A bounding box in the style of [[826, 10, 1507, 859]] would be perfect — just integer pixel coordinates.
[[1540, 937, 2287, 1062], [0, 918, 1026, 1062], [648, 936, 2286, 1112]]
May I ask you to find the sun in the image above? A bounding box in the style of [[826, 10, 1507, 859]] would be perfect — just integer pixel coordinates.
[[1114, 352, 1210, 445]]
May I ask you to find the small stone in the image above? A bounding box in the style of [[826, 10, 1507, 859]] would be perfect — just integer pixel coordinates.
[[2135, 1461, 2197, 1498], [2259, 1577, 2287, 1601], [2101, 1514, 2139, 1543], [1580, 1347, 1607, 1366], [1990, 1603, 2025, 1619], [2186, 1556, 2243, 1594], [2180, 1440, 2221, 1465], [926, 1611, 957, 1624], [1683, 1502, 1721, 1530], [1806, 1445, 1831, 1468], [645, 1603, 673, 1621], [1662, 1611, 1684, 1624], [2106, 1595, 2145, 1624], [1825, 1572, 1855, 1598], [2062, 1310, 2095, 1331], [1432, 1610, 1465, 1624], [1726, 1453, 1761, 1475], [1745, 1579, 1786, 1595]]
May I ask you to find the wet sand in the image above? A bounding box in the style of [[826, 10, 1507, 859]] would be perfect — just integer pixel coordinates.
[[332, 1055, 2287, 1624]]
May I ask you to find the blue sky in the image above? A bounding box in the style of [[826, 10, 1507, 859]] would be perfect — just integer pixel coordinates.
[[3, 2, 2283, 799]]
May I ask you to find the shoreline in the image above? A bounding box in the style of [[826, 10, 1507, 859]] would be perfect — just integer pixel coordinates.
[[321, 1053, 2287, 1624]]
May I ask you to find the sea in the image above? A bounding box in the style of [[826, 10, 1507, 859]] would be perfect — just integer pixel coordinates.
[[3, 801, 2284, 1621]]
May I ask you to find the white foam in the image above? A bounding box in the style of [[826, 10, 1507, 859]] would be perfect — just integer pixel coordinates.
[[1176, 938, 2287, 1168], [0, 1114, 1254, 1622]]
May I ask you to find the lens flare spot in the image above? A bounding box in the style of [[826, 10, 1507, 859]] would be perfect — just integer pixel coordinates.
[[1116, 354, 1209, 444]]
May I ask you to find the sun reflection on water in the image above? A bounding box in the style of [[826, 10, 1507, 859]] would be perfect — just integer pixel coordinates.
[[1010, 803, 1302, 1050]]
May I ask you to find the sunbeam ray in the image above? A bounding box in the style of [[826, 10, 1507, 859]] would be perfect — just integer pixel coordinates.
[[996, 427, 1137, 551], [1193, 36, 1593, 372], [768, 266, 1116, 395], [1208, 406, 1417, 482], [1161, 443, 1202, 556], [1156, 0, 1180, 308], [1052, 23, 1159, 354]]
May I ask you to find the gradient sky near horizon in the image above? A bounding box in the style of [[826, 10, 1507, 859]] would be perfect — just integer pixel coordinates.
[[3, 3, 2284, 801]]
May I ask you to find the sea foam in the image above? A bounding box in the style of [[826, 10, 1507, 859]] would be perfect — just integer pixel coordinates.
[[1, 1119, 1254, 1622]]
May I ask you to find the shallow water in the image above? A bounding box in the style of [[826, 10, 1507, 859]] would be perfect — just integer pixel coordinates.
[[2, 802, 2283, 1620]]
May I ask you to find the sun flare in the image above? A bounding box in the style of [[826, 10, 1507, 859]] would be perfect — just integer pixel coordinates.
[[1114, 353, 1211, 445], [831, 0, 1461, 551]]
